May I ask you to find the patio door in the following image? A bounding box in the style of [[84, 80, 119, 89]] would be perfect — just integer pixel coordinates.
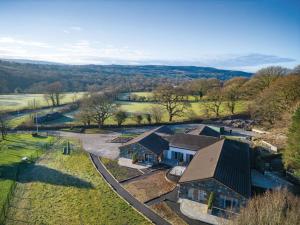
[[145, 154, 153, 162]]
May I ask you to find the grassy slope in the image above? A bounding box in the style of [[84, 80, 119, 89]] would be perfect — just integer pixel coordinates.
[[0, 92, 85, 112], [0, 134, 55, 219], [3, 135, 150, 225]]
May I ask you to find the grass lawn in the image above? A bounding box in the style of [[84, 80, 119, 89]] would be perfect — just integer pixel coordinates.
[[0, 92, 86, 112], [100, 157, 142, 182], [124, 170, 176, 203], [151, 202, 188, 225], [0, 134, 55, 224], [3, 136, 149, 225]]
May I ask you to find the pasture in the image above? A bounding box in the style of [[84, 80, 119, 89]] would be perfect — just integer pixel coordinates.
[[0, 92, 86, 112], [0, 134, 55, 224], [1, 134, 150, 225]]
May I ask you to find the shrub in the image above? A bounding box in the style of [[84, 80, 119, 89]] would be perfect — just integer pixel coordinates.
[[132, 153, 138, 164], [207, 192, 215, 210], [228, 189, 300, 225]]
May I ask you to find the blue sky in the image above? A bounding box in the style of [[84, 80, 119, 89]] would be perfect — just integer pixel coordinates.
[[0, 0, 299, 71]]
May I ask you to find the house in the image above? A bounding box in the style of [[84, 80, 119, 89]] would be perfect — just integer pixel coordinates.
[[178, 139, 251, 215], [164, 134, 220, 165], [187, 125, 221, 138], [119, 126, 171, 164]]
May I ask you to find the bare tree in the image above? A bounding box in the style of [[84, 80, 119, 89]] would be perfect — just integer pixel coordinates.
[[133, 114, 143, 125], [207, 87, 224, 117], [74, 109, 93, 127], [149, 105, 164, 123], [88, 93, 117, 127], [250, 74, 300, 125], [145, 113, 152, 124], [44, 81, 65, 107], [223, 77, 247, 114], [0, 113, 9, 140], [253, 66, 287, 89], [227, 189, 300, 225], [114, 110, 128, 126], [154, 85, 190, 122]]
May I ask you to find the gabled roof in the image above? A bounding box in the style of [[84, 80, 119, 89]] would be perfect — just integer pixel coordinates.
[[154, 125, 174, 135], [187, 125, 220, 138], [179, 139, 251, 198], [168, 133, 219, 151], [120, 126, 170, 155]]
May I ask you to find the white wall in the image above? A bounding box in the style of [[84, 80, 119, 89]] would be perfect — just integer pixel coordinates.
[[167, 146, 196, 162]]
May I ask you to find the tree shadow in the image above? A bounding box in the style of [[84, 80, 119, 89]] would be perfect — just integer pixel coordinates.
[[0, 162, 93, 189]]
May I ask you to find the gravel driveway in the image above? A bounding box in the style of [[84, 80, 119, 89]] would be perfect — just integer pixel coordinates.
[[58, 131, 121, 159]]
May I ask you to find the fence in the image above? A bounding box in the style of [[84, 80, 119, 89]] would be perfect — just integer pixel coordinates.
[[0, 167, 19, 225], [0, 133, 60, 224]]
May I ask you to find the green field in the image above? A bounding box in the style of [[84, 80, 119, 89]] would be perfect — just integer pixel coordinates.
[[114, 100, 249, 124], [4, 91, 249, 127], [1, 134, 150, 225], [0, 92, 86, 112], [0, 134, 55, 224], [30, 100, 248, 127], [120, 91, 200, 101]]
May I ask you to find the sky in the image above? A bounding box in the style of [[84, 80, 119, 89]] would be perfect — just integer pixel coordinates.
[[0, 0, 299, 72]]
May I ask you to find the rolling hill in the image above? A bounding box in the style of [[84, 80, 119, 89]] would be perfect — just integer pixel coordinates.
[[0, 59, 252, 93]]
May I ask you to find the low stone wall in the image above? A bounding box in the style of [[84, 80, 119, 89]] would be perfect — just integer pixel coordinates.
[[179, 178, 247, 212], [119, 143, 159, 164]]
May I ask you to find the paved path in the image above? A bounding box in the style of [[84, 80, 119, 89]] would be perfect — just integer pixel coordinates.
[[166, 200, 210, 225], [59, 131, 121, 159], [90, 154, 171, 225]]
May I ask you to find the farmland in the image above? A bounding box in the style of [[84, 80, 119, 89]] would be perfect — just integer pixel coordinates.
[[1, 134, 150, 225], [0, 134, 55, 224], [2, 91, 249, 128], [0, 92, 85, 112]]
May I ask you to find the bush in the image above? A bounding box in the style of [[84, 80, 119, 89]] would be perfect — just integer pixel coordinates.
[[207, 192, 215, 210], [132, 153, 138, 164], [228, 189, 300, 225]]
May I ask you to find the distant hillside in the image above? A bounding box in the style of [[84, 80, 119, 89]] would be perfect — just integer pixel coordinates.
[[0, 59, 252, 93]]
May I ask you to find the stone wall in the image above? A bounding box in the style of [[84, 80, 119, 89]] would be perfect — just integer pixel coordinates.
[[179, 178, 247, 212], [119, 143, 159, 164]]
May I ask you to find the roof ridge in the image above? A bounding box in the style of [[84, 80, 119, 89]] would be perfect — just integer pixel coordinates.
[[212, 139, 226, 178]]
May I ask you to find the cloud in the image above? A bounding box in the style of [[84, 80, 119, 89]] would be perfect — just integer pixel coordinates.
[[0, 37, 50, 48], [0, 37, 297, 71], [207, 53, 295, 67], [63, 26, 82, 33]]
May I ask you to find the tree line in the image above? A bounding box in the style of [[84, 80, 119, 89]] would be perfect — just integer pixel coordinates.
[[74, 65, 300, 127]]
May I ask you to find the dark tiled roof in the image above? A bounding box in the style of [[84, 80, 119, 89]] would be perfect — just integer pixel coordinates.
[[138, 133, 169, 155], [179, 139, 251, 198], [187, 125, 220, 138], [120, 126, 170, 155], [155, 125, 174, 135], [168, 133, 219, 151]]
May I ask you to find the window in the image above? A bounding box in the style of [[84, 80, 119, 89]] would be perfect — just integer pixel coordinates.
[[188, 188, 194, 199], [198, 190, 207, 201], [171, 151, 184, 162], [220, 195, 239, 210], [187, 188, 207, 202], [128, 150, 133, 157], [145, 154, 153, 162], [186, 154, 194, 163]]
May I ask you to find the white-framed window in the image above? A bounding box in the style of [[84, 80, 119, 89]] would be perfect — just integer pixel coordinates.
[[188, 188, 194, 199], [220, 195, 239, 210]]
